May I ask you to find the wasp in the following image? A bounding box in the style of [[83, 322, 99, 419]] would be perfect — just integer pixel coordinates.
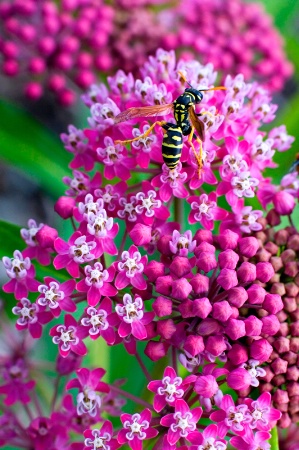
[[114, 72, 226, 177]]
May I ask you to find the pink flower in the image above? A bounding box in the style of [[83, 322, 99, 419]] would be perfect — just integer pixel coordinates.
[[76, 262, 117, 307], [53, 231, 96, 278], [160, 398, 202, 445], [12, 298, 52, 339], [244, 392, 281, 431], [147, 366, 196, 412], [97, 136, 136, 180], [115, 245, 148, 290], [67, 367, 109, 418], [2, 250, 40, 300], [37, 277, 76, 317], [188, 424, 227, 450], [21, 219, 54, 265], [81, 297, 117, 344], [152, 162, 189, 202], [230, 428, 271, 450], [169, 230, 196, 256], [115, 294, 154, 340], [188, 192, 228, 229], [86, 209, 119, 258], [0, 358, 35, 406], [61, 125, 95, 171], [50, 314, 87, 358], [210, 394, 251, 437], [84, 421, 120, 450], [118, 409, 158, 449]]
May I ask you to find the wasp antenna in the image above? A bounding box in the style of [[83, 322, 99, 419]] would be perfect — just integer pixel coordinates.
[[200, 86, 227, 92], [178, 70, 193, 88]]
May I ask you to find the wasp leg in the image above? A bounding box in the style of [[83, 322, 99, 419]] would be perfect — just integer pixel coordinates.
[[188, 126, 203, 179], [196, 111, 215, 118], [114, 121, 167, 145]]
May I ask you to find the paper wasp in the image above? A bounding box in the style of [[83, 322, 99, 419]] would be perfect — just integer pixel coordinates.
[[114, 72, 226, 177]]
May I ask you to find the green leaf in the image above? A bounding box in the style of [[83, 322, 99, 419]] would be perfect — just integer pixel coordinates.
[[269, 426, 279, 450], [0, 100, 70, 198]]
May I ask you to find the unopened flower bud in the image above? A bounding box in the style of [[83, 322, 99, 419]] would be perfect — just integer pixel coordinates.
[[273, 191, 295, 215], [190, 274, 209, 295], [144, 261, 165, 282], [193, 297, 212, 319], [263, 293, 283, 314], [218, 249, 239, 269], [212, 301, 233, 322], [170, 256, 191, 278], [217, 268, 238, 290], [129, 223, 152, 246], [195, 375, 218, 397], [256, 261, 275, 282], [205, 335, 226, 357], [238, 237, 259, 257], [227, 287, 248, 307], [227, 344, 248, 365], [217, 230, 239, 250], [54, 196, 75, 219], [250, 338, 273, 362], [36, 225, 58, 248], [261, 315, 281, 336], [144, 341, 169, 361], [196, 252, 217, 272], [227, 368, 252, 390], [184, 335, 204, 357], [152, 296, 172, 317]]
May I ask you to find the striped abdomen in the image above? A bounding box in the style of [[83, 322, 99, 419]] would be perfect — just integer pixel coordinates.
[[162, 123, 183, 169]]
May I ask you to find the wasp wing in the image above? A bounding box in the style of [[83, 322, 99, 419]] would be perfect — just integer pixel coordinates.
[[114, 103, 174, 124], [188, 106, 205, 142]]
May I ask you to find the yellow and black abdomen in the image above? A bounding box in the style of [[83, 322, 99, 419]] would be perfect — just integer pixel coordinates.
[[162, 123, 183, 169]]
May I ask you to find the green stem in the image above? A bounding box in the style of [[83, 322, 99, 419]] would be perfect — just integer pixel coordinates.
[[269, 426, 279, 450]]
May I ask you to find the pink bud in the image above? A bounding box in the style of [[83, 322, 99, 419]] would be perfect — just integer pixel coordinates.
[[24, 82, 43, 100], [273, 389, 289, 404], [54, 196, 75, 219], [218, 249, 239, 269], [217, 230, 239, 250], [155, 275, 172, 296], [271, 358, 288, 375], [193, 297, 212, 319], [250, 338, 273, 362], [270, 256, 283, 272], [170, 256, 191, 278], [190, 274, 209, 295], [275, 229, 289, 246], [256, 262, 275, 282], [152, 296, 172, 317], [75, 70, 95, 89], [48, 74, 66, 92], [217, 268, 238, 290], [3, 59, 19, 76], [184, 335, 204, 357], [197, 319, 221, 336], [284, 261, 299, 277], [278, 413, 291, 429], [238, 237, 259, 257], [287, 234, 299, 251], [263, 293, 283, 314], [227, 344, 248, 365], [28, 57, 45, 74], [273, 191, 295, 215], [244, 316, 263, 336], [144, 341, 169, 361], [205, 335, 226, 357], [58, 89, 75, 106], [212, 301, 233, 322], [36, 225, 58, 249], [237, 262, 256, 283], [261, 315, 281, 336], [196, 252, 217, 272], [195, 242, 216, 254], [157, 319, 176, 340], [227, 368, 252, 390], [195, 375, 218, 397], [247, 284, 266, 304], [172, 278, 192, 300], [129, 223, 152, 246], [157, 235, 172, 256], [144, 261, 165, 282], [225, 319, 246, 340], [178, 299, 194, 318], [194, 229, 213, 244], [227, 287, 248, 307]]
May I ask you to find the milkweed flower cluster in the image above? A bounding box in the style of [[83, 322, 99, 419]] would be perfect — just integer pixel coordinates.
[[0, 0, 292, 105], [1, 50, 297, 448]]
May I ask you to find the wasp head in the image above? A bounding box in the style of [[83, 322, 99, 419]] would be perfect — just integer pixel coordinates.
[[185, 88, 203, 104]]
